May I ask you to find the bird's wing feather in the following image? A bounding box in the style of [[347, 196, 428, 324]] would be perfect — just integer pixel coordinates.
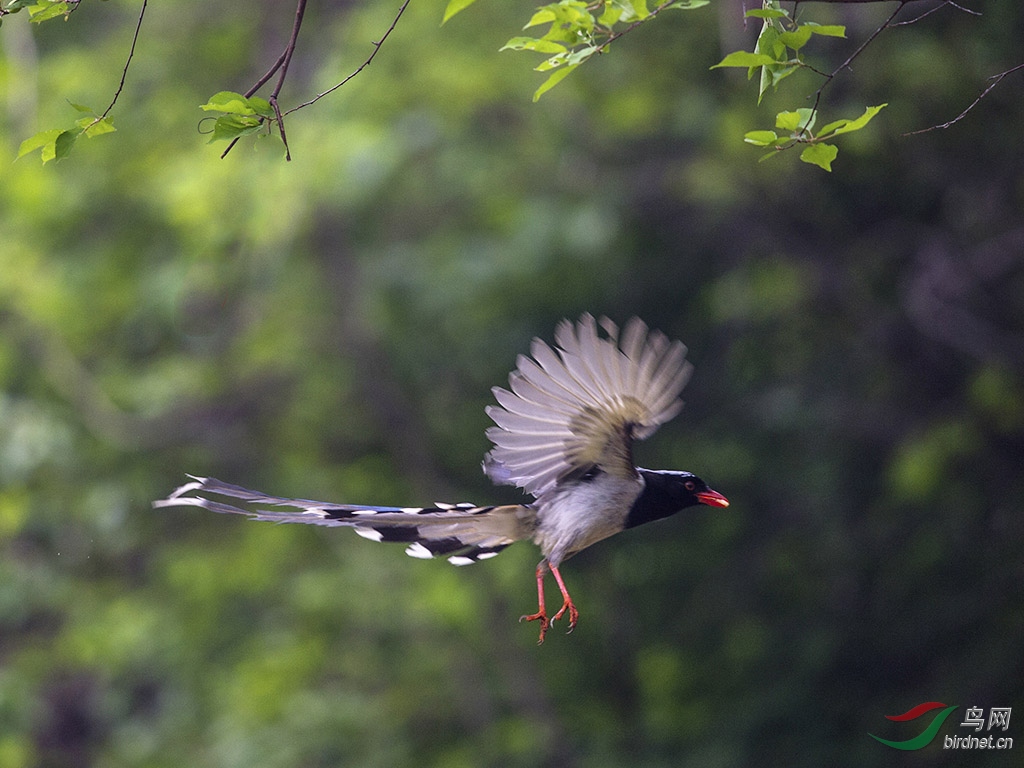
[[153, 476, 531, 565], [484, 314, 692, 498]]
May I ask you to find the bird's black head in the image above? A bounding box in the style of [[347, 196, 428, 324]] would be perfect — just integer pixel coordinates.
[[625, 469, 729, 529]]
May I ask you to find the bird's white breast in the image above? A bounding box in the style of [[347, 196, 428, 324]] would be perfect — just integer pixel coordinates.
[[532, 472, 645, 566]]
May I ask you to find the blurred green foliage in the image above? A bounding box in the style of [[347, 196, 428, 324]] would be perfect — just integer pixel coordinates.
[[1, 1, 1022, 767]]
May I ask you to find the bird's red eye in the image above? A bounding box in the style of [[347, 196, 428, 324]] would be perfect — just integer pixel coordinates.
[[684, 481, 695, 491]]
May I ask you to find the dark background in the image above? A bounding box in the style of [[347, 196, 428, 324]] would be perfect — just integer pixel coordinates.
[[0, 0, 1021, 765]]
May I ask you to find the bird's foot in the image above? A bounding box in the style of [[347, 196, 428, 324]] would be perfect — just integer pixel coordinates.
[[551, 598, 579, 634], [520, 610, 550, 644]]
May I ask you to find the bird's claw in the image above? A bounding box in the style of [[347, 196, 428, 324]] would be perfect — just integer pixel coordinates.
[[520, 610, 550, 644], [522, 563, 578, 643], [551, 600, 579, 634], [520, 599, 578, 643]]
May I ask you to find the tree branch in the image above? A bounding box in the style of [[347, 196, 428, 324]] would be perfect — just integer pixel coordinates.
[[796, 1, 907, 138], [271, 0, 307, 101], [223, 0, 307, 160], [785, 0, 984, 144], [904, 62, 1024, 135], [222, 0, 409, 159], [285, 0, 412, 115], [589, 0, 681, 57], [794, 0, 946, 3], [98, 0, 146, 121], [892, 0, 980, 26], [75, 0, 147, 137]]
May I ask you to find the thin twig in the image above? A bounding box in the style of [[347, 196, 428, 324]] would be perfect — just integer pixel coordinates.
[[830, 2, 907, 82], [799, 1, 907, 136], [794, 0, 937, 3], [271, 96, 291, 161], [101, 0, 146, 120], [285, 0, 412, 115], [272, 0, 307, 100], [590, 0, 680, 57], [240, 0, 306, 101], [944, 0, 980, 14], [891, 2, 946, 26], [904, 62, 1024, 135], [893, 0, 980, 27], [77, 0, 147, 133], [220, 136, 241, 160], [266, 0, 305, 160], [225, 0, 306, 159], [245, 49, 289, 99]]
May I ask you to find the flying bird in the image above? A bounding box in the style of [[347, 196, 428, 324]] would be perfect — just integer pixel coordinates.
[[154, 314, 729, 643]]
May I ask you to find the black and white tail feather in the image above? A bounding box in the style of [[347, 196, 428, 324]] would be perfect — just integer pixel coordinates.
[[153, 475, 533, 566], [154, 314, 726, 643]]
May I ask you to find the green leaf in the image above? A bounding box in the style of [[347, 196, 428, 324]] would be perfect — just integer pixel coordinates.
[[200, 91, 258, 116], [800, 143, 838, 171], [776, 108, 815, 134], [207, 114, 265, 144], [757, 58, 800, 103], [76, 116, 117, 137], [744, 130, 779, 147], [27, 0, 67, 22], [524, 7, 556, 29], [667, 0, 710, 8], [68, 102, 96, 114], [710, 51, 776, 70], [441, 0, 477, 24], [535, 53, 569, 72], [532, 63, 579, 102], [745, 7, 789, 20], [53, 129, 77, 161], [536, 2, 592, 29], [564, 45, 598, 66], [805, 23, 846, 38], [16, 128, 62, 161], [597, 3, 623, 26], [521, 2, 594, 46], [17, 125, 84, 162], [501, 36, 568, 55], [755, 24, 787, 62], [247, 96, 274, 118], [777, 26, 813, 51], [751, 23, 794, 101], [776, 23, 844, 51], [818, 103, 888, 138]]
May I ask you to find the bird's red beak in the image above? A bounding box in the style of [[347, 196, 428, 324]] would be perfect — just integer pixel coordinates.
[[696, 489, 730, 508]]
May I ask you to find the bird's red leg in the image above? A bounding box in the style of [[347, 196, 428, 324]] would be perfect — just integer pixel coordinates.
[[520, 561, 551, 644], [549, 564, 579, 633]]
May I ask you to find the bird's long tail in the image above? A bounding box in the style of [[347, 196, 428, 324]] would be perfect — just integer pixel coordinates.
[[154, 475, 534, 565]]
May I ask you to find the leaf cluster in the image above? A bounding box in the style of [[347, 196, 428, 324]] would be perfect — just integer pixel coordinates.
[[199, 91, 276, 145], [711, 6, 845, 105], [743, 103, 887, 171], [451, 0, 709, 101], [710, 3, 886, 171], [16, 103, 116, 164], [3, 0, 1013, 173], [0, 0, 73, 25]]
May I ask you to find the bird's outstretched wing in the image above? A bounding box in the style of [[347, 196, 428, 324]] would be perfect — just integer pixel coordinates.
[[484, 314, 692, 498], [153, 476, 530, 565]]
